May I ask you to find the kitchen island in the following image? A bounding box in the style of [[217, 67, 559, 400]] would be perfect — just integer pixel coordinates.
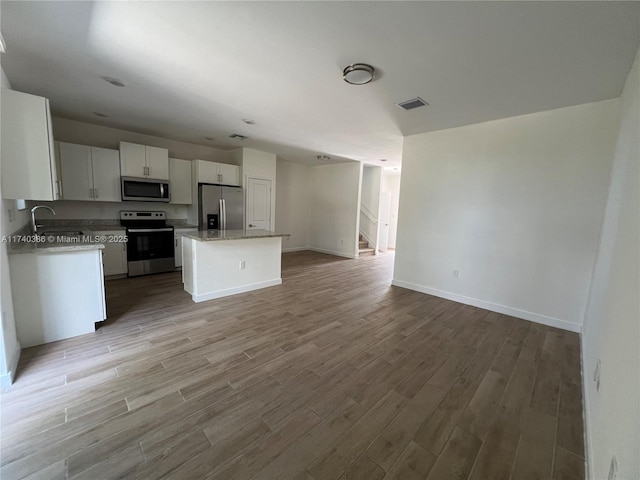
[[180, 229, 290, 302]]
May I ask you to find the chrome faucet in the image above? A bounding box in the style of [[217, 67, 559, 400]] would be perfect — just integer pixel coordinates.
[[31, 205, 56, 234]]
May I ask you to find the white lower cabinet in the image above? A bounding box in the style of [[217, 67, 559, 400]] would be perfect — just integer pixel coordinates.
[[94, 230, 128, 276], [174, 228, 197, 268], [9, 249, 107, 348]]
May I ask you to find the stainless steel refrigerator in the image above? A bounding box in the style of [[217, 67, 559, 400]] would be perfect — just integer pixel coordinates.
[[198, 183, 244, 229]]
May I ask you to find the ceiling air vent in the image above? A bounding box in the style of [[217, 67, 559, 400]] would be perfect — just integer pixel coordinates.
[[229, 133, 248, 140], [396, 97, 428, 111]]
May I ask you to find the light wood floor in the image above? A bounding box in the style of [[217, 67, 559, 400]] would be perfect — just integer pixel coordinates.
[[1, 251, 585, 480]]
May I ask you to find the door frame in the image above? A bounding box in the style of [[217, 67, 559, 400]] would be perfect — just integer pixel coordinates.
[[245, 175, 274, 231]]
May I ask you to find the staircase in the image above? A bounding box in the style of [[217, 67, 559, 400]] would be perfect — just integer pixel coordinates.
[[359, 235, 375, 256]]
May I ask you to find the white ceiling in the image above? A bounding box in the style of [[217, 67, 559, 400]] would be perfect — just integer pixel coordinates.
[[2, 1, 639, 168]]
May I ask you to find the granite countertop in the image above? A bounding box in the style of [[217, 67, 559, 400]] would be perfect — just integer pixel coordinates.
[[182, 229, 290, 242], [7, 227, 106, 255]]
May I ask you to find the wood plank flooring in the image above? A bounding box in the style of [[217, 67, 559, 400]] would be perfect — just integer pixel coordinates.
[[1, 251, 586, 479]]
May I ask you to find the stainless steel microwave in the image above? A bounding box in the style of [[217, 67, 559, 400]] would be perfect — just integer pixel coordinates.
[[121, 177, 170, 202]]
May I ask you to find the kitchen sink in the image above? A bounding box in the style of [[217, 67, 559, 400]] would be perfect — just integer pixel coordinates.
[[40, 230, 85, 237]]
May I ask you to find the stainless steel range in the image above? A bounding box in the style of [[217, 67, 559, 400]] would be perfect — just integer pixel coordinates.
[[121, 211, 174, 277]]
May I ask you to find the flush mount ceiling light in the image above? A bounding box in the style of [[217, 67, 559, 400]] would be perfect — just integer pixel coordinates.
[[101, 76, 126, 87], [380, 159, 388, 162], [229, 133, 248, 140], [316, 154, 331, 161], [342, 63, 375, 85]]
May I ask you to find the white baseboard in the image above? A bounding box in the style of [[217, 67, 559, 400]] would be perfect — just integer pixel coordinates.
[[308, 247, 357, 259], [0, 343, 21, 390], [580, 333, 593, 479], [391, 279, 582, 333], [192, 278, 282, 303], [282, 246, 311, 253]]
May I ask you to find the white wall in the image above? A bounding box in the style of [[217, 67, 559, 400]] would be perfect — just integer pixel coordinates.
[[381, 170, 401, 249], [276, 159, 310, 251], [361, 165, 381, 214], [394, 99, 620, 332], [52, 117, 234, 164], [309, 162, 362, 259], [0, 69, 26, 388], [360, 165, 381, 247], [240, 148, 277, 231], [582, 48, 639, 480]]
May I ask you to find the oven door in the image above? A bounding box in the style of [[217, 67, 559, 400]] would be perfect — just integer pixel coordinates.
[[126, 227, 175, 276]]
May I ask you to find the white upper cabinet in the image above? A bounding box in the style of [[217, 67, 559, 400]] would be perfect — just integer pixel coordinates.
[[59, 142, 121, 202], [169, 158, 192, 204], [146, 146, 169, 180], [119, 142, 146, 178], [91, 147, 122, 202], [193, 159, 240, 186], [218, 162, 240, 186], [119, 141, 169, 180], [1, 89, 61, 200]]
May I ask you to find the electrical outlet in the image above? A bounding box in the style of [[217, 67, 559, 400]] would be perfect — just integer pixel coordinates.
[[452, 270, 459, 278], [594, 359, 601, 392], [239, 260, 246, 270], [7, 208, 15, 223], [608, 456, 618, 480]]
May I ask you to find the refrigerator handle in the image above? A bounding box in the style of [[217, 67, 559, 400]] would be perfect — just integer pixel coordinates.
[[219, 199, 224, 229], [222, 199, 227, 229]]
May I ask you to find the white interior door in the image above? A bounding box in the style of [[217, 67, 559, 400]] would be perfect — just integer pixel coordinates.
[[246, 177, 272, 230], [378, 191, 391, 252]]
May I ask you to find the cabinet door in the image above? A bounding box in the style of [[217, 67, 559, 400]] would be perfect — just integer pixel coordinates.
[[1, 90, 59, 200], [59, 142, 93, 201], [146, 146, 169, 180], [120, 141, 147, 178], [196, 160, 219, 184], [218, 163, 240, 186], [174, 229, 196, 268], [169, 158, 192, 204], [91, 147, 121, 202], [96, 231, 128, 276]]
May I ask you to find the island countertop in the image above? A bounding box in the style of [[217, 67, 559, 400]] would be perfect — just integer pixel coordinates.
[[181, 229, 290, 242]]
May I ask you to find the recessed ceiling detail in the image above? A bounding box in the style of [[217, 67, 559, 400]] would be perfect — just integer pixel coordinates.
[[204, 136, 215, 141], [316, 154, 331, 161], [396, 97, 429, 111], [1, 2, 637, 169], [242, 119, 256, 125], [229, 133, 248, 140], [342, 63, 376, 85], [93, 111, 108, 118]]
